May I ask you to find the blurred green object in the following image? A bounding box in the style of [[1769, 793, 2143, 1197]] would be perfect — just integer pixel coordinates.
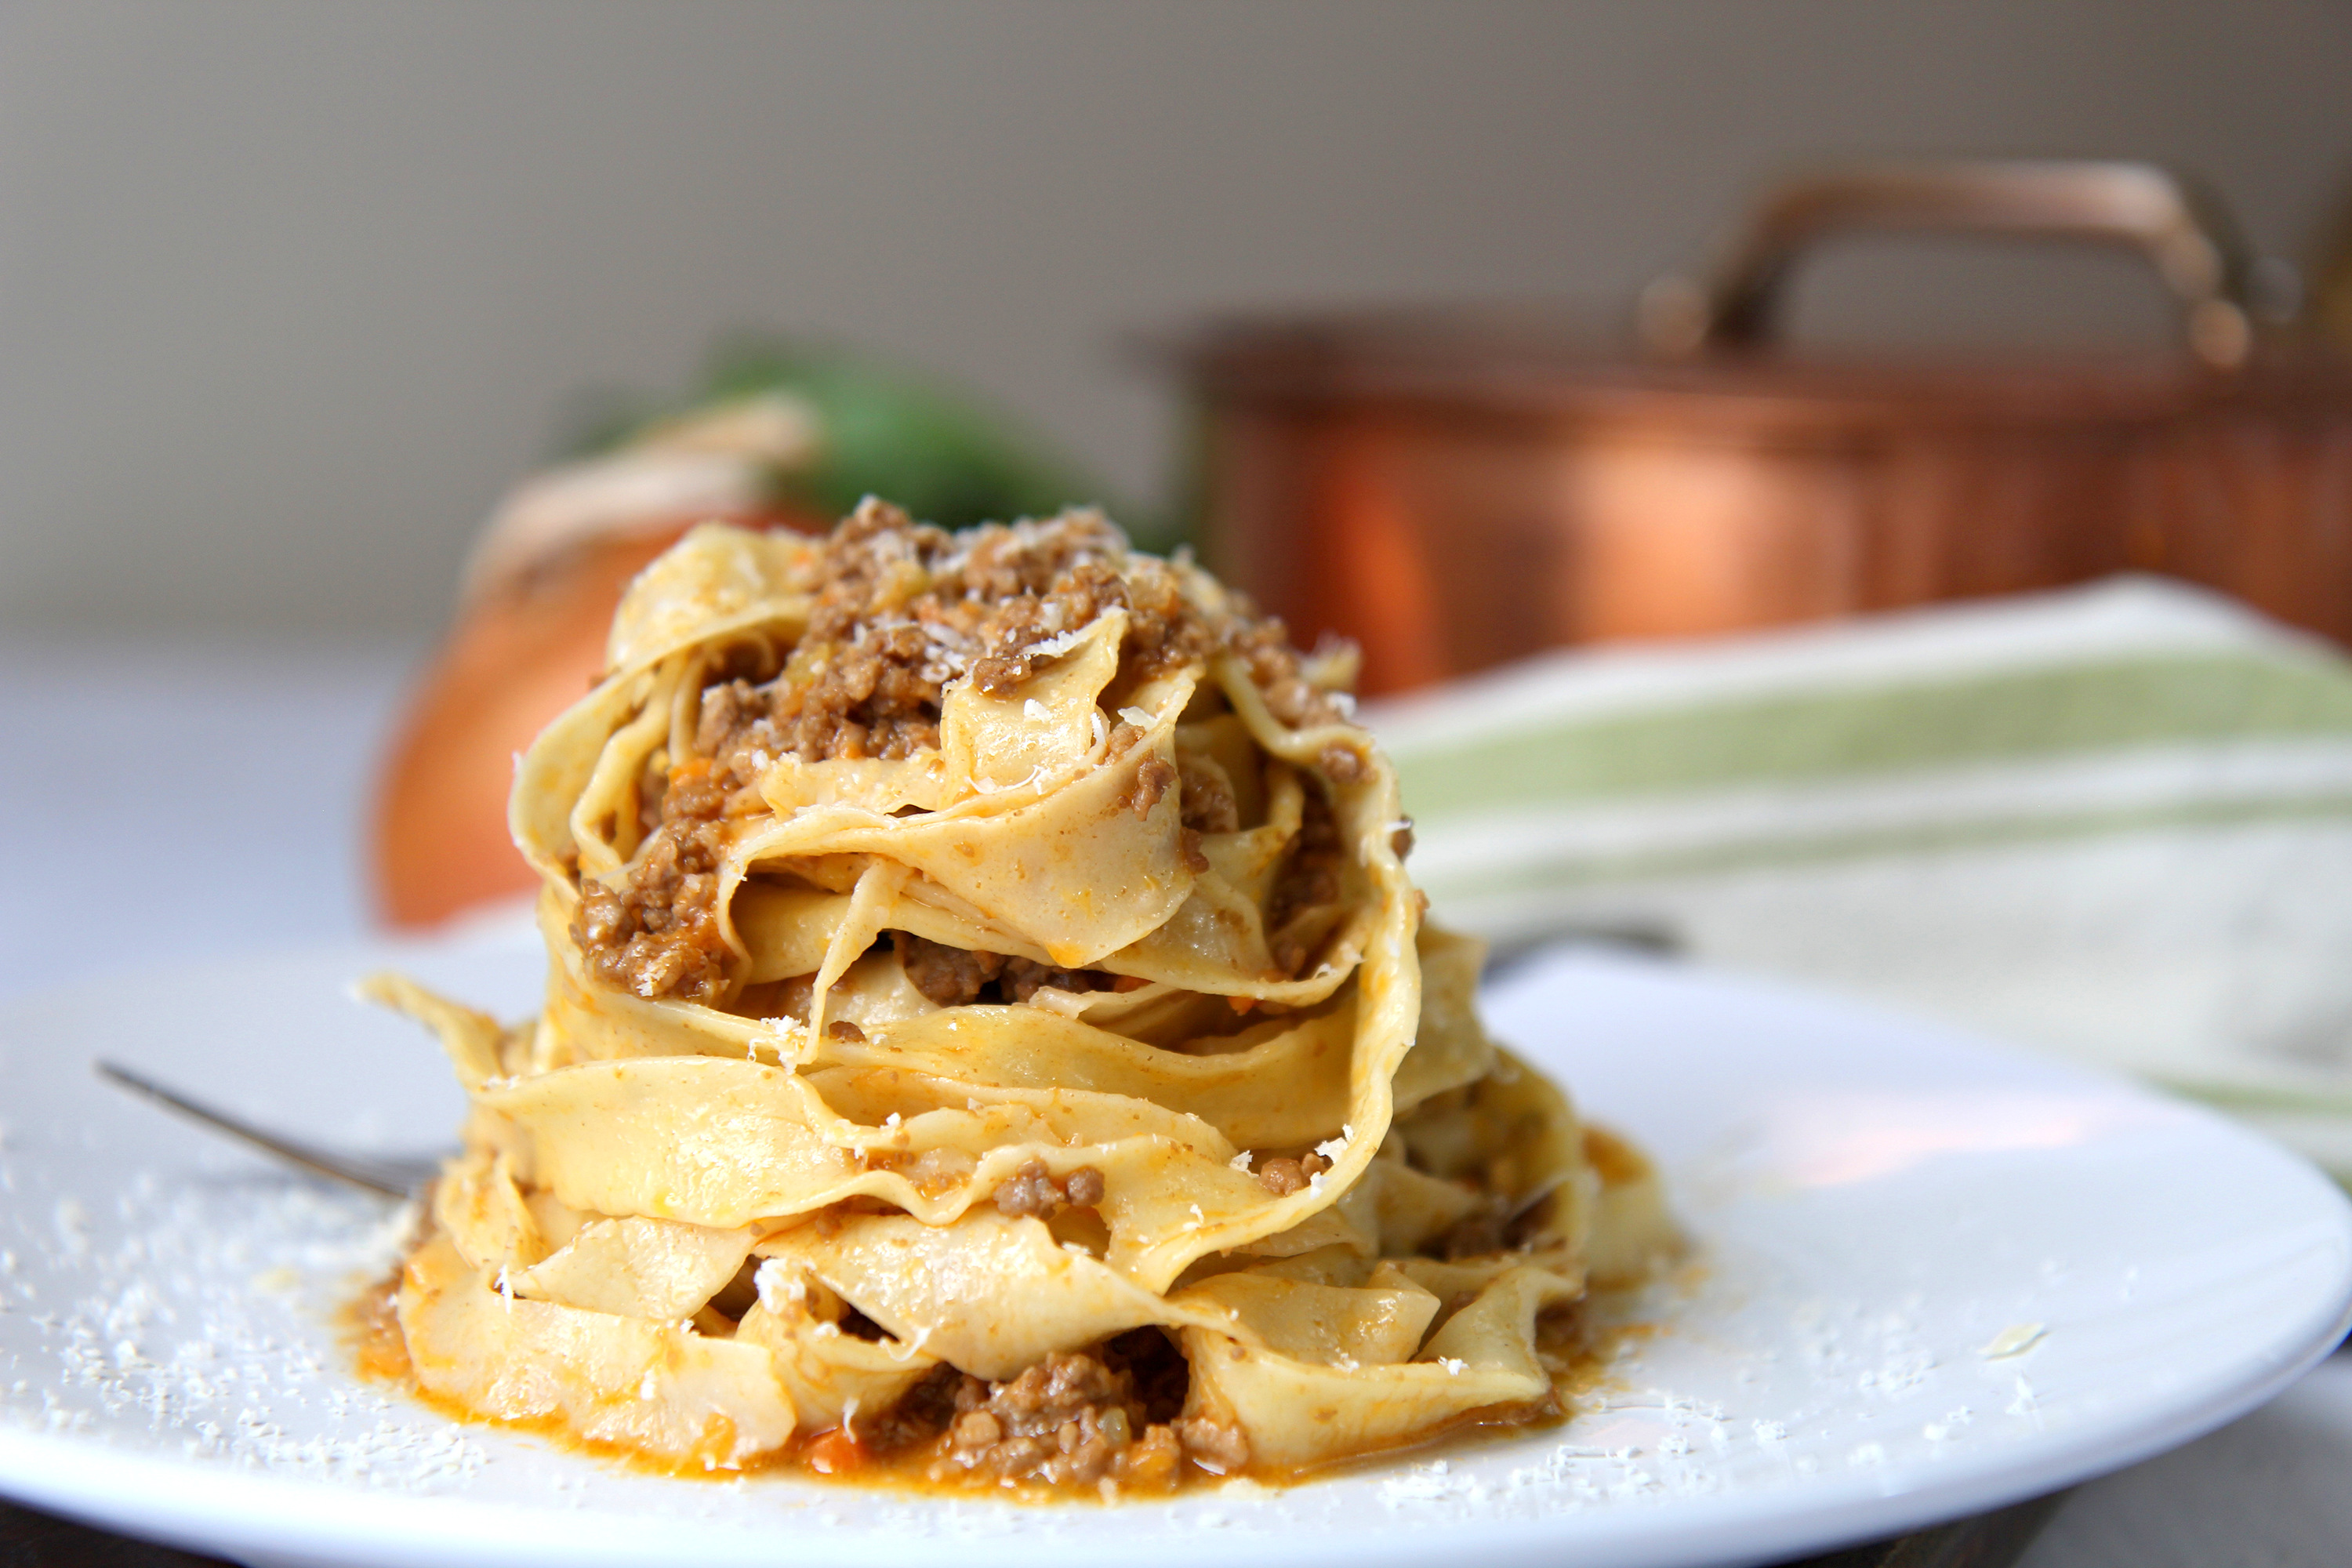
[[572, 337, 1150, 542]]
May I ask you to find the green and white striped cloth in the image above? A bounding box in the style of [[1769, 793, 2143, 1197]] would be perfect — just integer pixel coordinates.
[[1369, 577, 2352, 1178]]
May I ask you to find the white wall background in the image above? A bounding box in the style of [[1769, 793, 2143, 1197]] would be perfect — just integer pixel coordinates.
[[1, 0, 2347, 637]]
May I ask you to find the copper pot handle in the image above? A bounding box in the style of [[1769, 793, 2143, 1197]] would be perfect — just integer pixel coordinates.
[[1642, 160, 2260, 368]]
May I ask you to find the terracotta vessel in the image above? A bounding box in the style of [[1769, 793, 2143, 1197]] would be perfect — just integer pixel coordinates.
[[1175, 162, 2352, 694], [372, 504, 815, 928]]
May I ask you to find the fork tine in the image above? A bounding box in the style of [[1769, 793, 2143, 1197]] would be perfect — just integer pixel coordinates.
[[94, 1060, 441, 1198]]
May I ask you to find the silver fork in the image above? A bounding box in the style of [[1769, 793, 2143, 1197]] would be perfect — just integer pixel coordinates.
[[94, 1060, 446, 1197]]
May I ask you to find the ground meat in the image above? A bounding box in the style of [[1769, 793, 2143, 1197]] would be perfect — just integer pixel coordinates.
[[944, 1354, 1140, 1487], [578, 499, 1363, 1001], [993, 1158, 1107, 1220], [1266, 784, 1347, 976], [1319, 741, 1369, 783], [1430, 1182, 1555, 1260], [720, 499, 1147, 769], [1178, 826, 1210, 874], [1175, 1414, 1251, 1475], [1003, 956, 1116, 1003], [893, 931, 1005, 1006], [1224, 612, 1350, 731], [1114, 1421, 1185, 1488], [570, 760, 735, 1003], [924, 1332, 1204, 1490], [1118, 753, 1178, 819], [857, 1363, 964, 1452], [1254, 1150, 1330, 1196], [970, 559, 1134, 695], [1178, 753, 1240, 835], [891, 931, 1118, 1007], [1436, 1202, 1510, 1260]]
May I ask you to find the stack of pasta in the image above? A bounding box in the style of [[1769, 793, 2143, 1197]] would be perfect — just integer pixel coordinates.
[[371, 499, 1674, 1495]]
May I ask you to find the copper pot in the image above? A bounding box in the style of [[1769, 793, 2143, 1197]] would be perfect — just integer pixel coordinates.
[[1177, 162, 2352, 695]]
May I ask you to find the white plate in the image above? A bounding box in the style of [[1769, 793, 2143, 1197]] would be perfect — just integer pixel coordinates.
[[0, 938, 2345, 1568]]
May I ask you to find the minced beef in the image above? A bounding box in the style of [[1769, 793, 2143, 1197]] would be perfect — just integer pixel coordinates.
[[891, 931, 1120, 1007], [1117, 753, 1178, 820], [892, 931, 1004, 1006], [571, 760, 735, 1003], [857, 1363, 965, 1454], [1254, 1150, 1330, 1196], [1432, 1186, 1559, 1260], [577, 498, 1357, 1001], [992, 1158, 1107, 1220], [1178, 754, 1240, 835], [1434, 1200, 1512, 1260], [697, 496, 1347, 771], [911, 1330, 1237, 1490], [1266, 784, 1347, 976], [943, 1352, 1142, 1487]]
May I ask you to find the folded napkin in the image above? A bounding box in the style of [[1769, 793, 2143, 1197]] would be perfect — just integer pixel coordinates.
[[1368, 578, 2352, 1178]]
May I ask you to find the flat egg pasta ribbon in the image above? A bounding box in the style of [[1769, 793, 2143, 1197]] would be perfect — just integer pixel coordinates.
[[374, 506, 1679, 1481]]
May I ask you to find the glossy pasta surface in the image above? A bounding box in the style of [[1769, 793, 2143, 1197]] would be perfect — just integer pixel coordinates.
[[372, 501, 1674, 1494]]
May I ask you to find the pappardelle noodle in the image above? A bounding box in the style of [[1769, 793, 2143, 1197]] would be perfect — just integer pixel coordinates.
[[368, 499, 1675, 1494]]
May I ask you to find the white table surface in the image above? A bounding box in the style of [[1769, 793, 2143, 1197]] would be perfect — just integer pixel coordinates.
[[0, 636, 420, 997], [0, 635, 2339, 1568]]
